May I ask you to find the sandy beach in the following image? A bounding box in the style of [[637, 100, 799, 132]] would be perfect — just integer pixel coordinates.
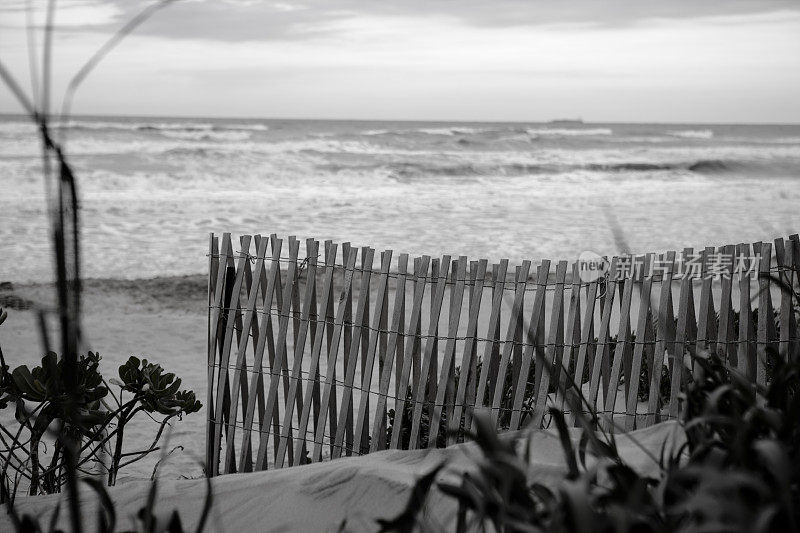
[[0, 276, 210, 481], [0, 419, 684, 532]]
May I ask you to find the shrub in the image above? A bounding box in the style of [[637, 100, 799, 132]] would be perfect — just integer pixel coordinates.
[[0, 324, 201, 502], [379, 346, 800, 533]]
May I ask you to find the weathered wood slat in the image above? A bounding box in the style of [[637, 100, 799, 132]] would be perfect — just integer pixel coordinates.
[[211, 235, 250, 474], [428, 257, 469, 448], [603, 266, 635, 430], [645, 252, 676, 427], [253, 238, 300, 470], [507, 261, 550, 430], [292, 243, 338, 466], [717, 245, 736, 366], [557, 262, 582, 411], [331, 248, 376, 458], [625, 254, 653, 432], [356, 247, 372, 456], [206, 234, 221, 472], [472, 260, 508, 428], [274, 240, 319, 468], [389, 256, 431, 449], [238, 237, 282, 471], [775, 238, 795, 362], [449, 260, 488, 444], [490, 260, 531, 428], [587, 258, 619, 412], [667, 249, 694, 420], [571, 273, 600, 427], [530, 261, 568, 429], [352, 250, 394, 455], [224, 237, 269, 471], [756, 242, 772, 386], [696, 247, 718, 373], [511, 266, 525, 408], [791, 235, 800, 359], [737, 243, 755, 380], [370, 254, 410, 452], [408, 256, 451, 448], [341, 242, 354, 455], [311, 248, 358, 462]]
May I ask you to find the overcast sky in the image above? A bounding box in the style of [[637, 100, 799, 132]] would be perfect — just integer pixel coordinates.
[[1, 0, 799, 122]]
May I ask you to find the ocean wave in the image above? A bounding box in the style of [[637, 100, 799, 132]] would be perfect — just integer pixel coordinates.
[[358, 127, 492, 136], [526, 128, 613, 137], [584, 163, 671, 172], [417, 127, 492, 136], [686, 159, 734, 173], [20, 120, 270, 135], [668, 129, 714, 139], [159, 129, 252, 142], [377, 158, 765, 181]]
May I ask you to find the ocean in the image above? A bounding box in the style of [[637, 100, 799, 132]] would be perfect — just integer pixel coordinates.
[[1, 116, 799, 282]]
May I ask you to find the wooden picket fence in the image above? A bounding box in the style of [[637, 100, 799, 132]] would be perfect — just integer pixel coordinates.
[[205, 232, 800, 476]]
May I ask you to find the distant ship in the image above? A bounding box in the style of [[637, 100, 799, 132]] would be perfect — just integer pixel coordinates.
[[547, 118, 584, 125]]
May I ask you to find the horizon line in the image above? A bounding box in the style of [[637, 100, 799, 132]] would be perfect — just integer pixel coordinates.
[[1, 111, 799, 127]]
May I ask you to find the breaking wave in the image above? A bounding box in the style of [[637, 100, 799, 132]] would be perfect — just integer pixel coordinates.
[[668, 129, 714, 139], [526, 128, 613, 137]]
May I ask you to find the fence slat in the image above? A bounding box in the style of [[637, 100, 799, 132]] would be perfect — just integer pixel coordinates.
[[696, 247, 718, 372], [212, 235, 250, 474], [208, 234, 231, 474], [448, 259, 488, 445], [428, 257, 468, 448], [571, 275, 600, 427], [331, 248, 376, 458], [530, 261, 568, 429], [667, 249, 694, 420], [791, 235, 800, 358], [557, 262, 582, 412], [587, 258, 619, 412], [506, 261, 549, 430], [645, 252, 676, 427], [370, 254, 410, 452], [206, 234, 221, 472], [473, 260, 509, 427], [488, 260, 531, 428], [274, 240, 319, 468], [775, 238, 795, 362], [341, 243, 354, 455], [352, 250, 394, 455], [409, 255, 451, 448], [738, 243, 755, 380], [603, 267, 635, 431], [292, 244, 338, 466], [389, 256, 431, 449], [311, 248, 358, 462], [252, 238, 300, 470], [224, 236, 268, 471], [322, 242, 337, 453], [625, 254, 653, 431], [511, 266, 524, 407], [756, 242, 773, 387], [717, 244, 736, 366], [238, 237, 282, 471], [377, 257, 390, 450]]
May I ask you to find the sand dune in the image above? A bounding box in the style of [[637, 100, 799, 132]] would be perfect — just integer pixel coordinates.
[[1, 421, 684, 532]]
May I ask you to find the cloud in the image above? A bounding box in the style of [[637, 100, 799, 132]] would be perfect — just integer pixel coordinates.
[[0, 0, 798, 121], [0, 0, 123, 28], [4, 0, 799, 42]]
